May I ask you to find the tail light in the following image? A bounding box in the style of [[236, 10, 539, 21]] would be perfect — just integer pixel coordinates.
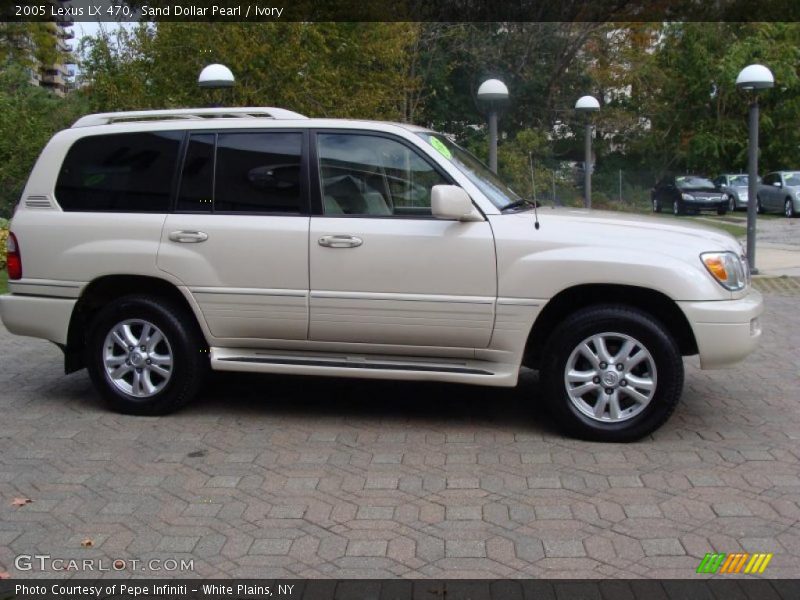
[[6, 232, 21, 280]]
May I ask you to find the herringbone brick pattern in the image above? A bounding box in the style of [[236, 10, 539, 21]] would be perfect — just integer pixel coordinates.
[[1, 294, 798, 578]]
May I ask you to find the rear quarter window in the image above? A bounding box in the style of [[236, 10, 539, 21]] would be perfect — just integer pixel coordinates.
[[55, 131, 183, 212]]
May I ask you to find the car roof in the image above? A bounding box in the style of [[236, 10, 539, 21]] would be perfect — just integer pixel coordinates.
[[70, 107, 433, 134]]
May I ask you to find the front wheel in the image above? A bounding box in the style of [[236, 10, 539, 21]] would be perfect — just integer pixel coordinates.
[[86, 295, 207, 415], [785, 198, 796, 218], [673, 199, 685, 216], [756, 196, 763, 214], [717, 205, 728, 216], [728, 195, 737, 212], [652, 197, 661, 213], [540, 305, 684, 442]]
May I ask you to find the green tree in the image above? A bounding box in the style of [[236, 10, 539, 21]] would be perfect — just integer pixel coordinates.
[[0, 67, 87, 217], [79, 22, 415, 119]]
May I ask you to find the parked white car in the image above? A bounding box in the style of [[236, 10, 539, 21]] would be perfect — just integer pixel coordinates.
[[0, 108, 763, 441]]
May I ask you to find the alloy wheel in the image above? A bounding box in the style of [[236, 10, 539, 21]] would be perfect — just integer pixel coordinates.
[[564, 332, 657, 423], [102, 319, 173, 398]]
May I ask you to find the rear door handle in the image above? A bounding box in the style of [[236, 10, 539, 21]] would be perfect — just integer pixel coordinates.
[[169, 230, 208, 243], [318, 235, 363, 248]]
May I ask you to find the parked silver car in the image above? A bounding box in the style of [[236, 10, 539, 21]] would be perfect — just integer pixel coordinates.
[[714, 173, 752, 212], [757, 171, 800, 218]]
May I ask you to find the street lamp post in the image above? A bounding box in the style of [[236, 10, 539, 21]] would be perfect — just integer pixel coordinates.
[[736, 64, 774, 274], [198, 63, 235, 106], [477, 79, 509, 173], [575, 95, 600, 209]]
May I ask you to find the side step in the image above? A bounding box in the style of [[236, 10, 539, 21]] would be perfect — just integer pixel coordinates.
[[210, 348, 518, 387]]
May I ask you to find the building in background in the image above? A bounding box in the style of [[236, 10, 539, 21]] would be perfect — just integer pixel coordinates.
[[5, 1, 75, 96], [36, 2, 74, 96]]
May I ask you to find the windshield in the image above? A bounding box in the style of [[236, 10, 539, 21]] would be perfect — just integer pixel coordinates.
[[784, 172, 800, 186], [728, 175, 749, 186], [417, 132, 523, 209], [676, 176, 716, 190]]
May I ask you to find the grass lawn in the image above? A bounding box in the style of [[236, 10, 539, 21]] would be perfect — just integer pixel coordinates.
[[0, 270, 7, 295]]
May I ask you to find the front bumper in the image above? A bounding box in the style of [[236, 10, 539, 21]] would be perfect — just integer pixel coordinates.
[[0, 294, 76, 346], [682, 198, 727, 212], [678, 289, 763, 369]]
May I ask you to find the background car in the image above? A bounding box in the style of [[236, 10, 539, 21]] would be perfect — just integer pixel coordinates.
[[757, 171, 800, 218], [714, 173, 753, 211], [651, 175, 728, 216]]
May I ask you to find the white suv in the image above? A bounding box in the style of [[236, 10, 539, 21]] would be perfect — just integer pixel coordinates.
[[0, 107, 763, 441]]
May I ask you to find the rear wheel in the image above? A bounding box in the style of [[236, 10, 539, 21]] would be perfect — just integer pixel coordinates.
[[785, 198, 796, 218], [86, 295, 207, 415], [756, 196, 763, 214], [540, 305, 684, 442], [652, 197, 661, 213]]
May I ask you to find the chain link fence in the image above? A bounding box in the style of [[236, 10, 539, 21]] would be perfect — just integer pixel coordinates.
[[523, 160, 659, 214]]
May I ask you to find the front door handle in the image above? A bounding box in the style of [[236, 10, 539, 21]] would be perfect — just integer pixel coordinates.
[[318, 235, 363, 248], [169, 230, 208, 243]]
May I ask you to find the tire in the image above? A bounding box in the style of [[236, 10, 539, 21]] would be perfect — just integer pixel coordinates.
[[673, 199, 684, 216], [652, 197, 661, 213], [785, 198, 796, 218], [717, 205, 727, 216], [756, 196, 763, 214], [540, 305, 684, 442], [728, 195, 737, 212], [86, 295, 208, 415]]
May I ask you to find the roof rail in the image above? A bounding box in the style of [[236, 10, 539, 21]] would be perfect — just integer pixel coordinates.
[[71, 107, 308, 128]]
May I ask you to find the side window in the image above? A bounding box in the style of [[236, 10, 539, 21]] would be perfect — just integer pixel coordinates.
[[56, 131, 182, 212], [317, 133, 448, 217], [177, 133, 215, 212], [214, 132, 303, 213], [764, 173, 776, 185]]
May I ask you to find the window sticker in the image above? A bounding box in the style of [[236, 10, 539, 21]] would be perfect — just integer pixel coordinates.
[[429, 137, 452, 159]]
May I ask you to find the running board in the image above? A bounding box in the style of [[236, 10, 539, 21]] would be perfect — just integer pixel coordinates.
[[210, 348, 519, 387]]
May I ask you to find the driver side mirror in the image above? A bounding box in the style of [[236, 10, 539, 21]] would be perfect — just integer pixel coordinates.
[[431, 185, 481, 221], [773, 181, 783, 187]]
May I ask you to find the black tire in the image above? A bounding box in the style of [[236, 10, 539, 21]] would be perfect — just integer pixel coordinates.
[[540, 305, 684, 442], [86, 295, 208, 415], [673, 199, 685, 216], [652, 197, 661, 213], [756, 196, 763, 214], [728, 195, 737, 212], [785, 198, 796, 218]]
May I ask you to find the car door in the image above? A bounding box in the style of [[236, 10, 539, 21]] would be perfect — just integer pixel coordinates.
[[307, 130, 497, 348], [762, 173, 779, 210], [157, 130, 310, 341]]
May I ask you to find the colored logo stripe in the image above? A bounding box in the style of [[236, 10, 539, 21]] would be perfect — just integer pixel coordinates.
[[697, 552, 773, 574]]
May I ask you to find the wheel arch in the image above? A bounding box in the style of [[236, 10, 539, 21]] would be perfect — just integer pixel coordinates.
[[65, 275, 204, 374], [523, 284, 698, 370]]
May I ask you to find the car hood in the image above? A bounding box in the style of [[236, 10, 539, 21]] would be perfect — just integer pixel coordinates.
[[507, 207, 741, 255]]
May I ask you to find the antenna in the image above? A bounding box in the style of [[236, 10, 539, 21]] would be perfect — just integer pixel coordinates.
[[529, 152, 540, 230]]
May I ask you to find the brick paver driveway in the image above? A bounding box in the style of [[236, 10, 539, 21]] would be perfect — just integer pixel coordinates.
[[1, 282, 799, 579]]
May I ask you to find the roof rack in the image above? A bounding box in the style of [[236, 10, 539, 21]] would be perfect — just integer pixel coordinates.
[[71, 107, 308, 128]]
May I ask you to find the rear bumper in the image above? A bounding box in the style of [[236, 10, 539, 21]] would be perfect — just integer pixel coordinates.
[[0, 294, 76, 345], [678, 289, 763, 369]]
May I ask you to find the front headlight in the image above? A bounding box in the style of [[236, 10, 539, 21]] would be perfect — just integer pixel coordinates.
[[701, 252, 748, 291], [682, 193, 694, 201]]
